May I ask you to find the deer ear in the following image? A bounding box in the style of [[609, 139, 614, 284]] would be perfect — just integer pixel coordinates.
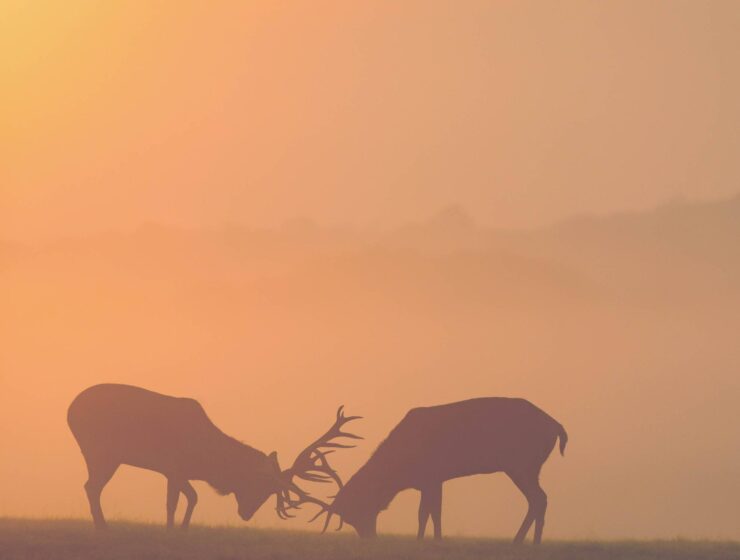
[[268, 451, 279, 465]]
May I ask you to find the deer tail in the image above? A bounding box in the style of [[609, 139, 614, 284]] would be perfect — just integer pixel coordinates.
[[556, 423, 568, 456]]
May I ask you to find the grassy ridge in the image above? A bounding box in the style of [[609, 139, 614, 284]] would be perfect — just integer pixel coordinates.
[[0, 519, 737, 560]]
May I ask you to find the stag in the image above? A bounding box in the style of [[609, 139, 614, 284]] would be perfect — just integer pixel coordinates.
[[67, 384, 360, 529], [322, 397, 567, 544]]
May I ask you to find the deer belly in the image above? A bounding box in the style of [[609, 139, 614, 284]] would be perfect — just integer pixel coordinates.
[[78, 417, 199, 475]]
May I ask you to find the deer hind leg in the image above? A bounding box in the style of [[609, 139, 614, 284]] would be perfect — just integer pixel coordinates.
[[83, 457, 119, 530], [166, 478, 181, 530], [532, 485, 548, 544], [180, 481, 198, 529], [417, 489, 431, 539], [508, 470, 546, 545]]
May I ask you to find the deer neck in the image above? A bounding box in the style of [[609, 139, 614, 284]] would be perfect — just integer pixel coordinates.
[[204, 434, 267, 494], [333, 462, 406, 521]]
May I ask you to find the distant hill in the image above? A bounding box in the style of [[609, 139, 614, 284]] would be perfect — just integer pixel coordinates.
[[511, 193, 740, 302], [3, 193, 738, 309]]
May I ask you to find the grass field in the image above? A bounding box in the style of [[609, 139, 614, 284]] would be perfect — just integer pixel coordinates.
[[1, 519, 737, 560]]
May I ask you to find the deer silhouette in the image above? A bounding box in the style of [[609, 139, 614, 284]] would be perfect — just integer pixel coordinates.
[[324, 397, 567, 544], [67, 384, 360, 529]]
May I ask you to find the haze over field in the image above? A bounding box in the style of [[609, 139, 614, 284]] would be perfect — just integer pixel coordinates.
[[2, 194, 739, 539], [1, 0, 739, 542]]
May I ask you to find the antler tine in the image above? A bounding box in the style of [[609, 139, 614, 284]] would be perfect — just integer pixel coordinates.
[[321, 407, 360, 441], [321, 512, 334, 533], [305, 500, 344, 533], [312, 448, 344, 489], [287, 405, 362, 481], [335, 406, 362, 420], [307, 506, 334, 534], [307, 507, 327, 523], [275, 491, 297, 519], [339, 432, 365, 439], [277, 406, 362, 529], [276, 506, 294, 520], [296, 472, 333, 483], [285, 479, 345, 534], [282, 481, 336, 528], [288, 483, 330, 508]]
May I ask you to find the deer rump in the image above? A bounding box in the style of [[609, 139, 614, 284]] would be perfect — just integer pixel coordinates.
[[68, 384, 223, 475], [383, 397, 567, 483]]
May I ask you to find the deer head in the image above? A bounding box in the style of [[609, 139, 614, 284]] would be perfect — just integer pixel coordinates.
[[231, 450, 284, 521]]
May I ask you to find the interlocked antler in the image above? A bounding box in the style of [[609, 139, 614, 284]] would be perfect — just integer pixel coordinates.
[[275, 406, 361, 531]]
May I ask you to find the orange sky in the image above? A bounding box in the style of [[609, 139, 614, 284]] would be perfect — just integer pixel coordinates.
[[1, 1, 739, 541], [2, 1, 740, 240]]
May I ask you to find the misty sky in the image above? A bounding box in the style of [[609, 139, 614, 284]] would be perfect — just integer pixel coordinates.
[[2, 1, 739, 241], [2, 2, 740, 539]]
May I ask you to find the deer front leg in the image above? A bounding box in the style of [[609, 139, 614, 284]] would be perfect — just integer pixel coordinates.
[[181, 481, 198, 529], [166, 478, 180, 530], [428, 483, 443, 540]]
